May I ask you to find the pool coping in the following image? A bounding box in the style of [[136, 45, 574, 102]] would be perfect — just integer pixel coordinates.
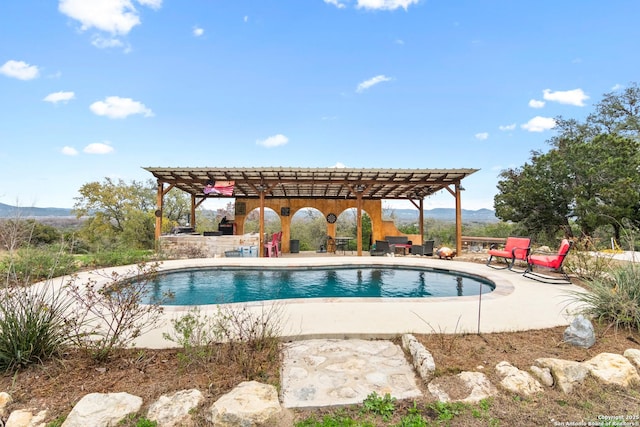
[[52, 256, 588, 348]]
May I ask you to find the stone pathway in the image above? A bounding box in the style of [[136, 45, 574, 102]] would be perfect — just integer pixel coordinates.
[[280, 339, 422, 408]]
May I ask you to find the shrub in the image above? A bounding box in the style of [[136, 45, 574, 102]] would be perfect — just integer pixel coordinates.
[[0, 245, 78, 286], [0, 281, 74, 371], [86, 248, 154, 268], [569, 262, 640, 330], [565, 237, 617, 281], [212, 303, 284, 378], [65, 262, 168, 361]]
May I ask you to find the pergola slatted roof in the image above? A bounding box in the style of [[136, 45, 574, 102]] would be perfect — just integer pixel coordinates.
[[144, 167, 478, 200]]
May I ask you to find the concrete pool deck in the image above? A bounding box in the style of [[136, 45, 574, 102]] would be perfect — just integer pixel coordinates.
[[59, 254, 588, 349]]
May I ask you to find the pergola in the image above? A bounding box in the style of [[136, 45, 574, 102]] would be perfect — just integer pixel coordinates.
[[144, 167, 478, 256]]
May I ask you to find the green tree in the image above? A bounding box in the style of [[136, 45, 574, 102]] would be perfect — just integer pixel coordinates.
[[495, 84, 640, 244], [494, 150, 573, 242]]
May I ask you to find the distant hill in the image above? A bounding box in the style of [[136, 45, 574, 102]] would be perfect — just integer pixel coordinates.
[[0, 202, 498, 223], [0, 202, 74, 217], [391, 208, 498, 223]]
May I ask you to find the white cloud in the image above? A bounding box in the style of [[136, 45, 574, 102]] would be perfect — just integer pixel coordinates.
[[58, 0, 161, 36], [91, 34, 126, 49], [528, 99, 545, 109], [542, 88, 589, 107], [0, 60, 39, 80], [193, 26, 204, 37], [356, 0, 420, 10], [475, 132, 489, 140], [44, 91, 75, 104], [395, 39, 405, 45], [498, 123, 516, 131], [256, 134, 289, 148], [521, 116, 556, 132], [83, 142, 114, 154], [330, 162, 347, 168], [90, 96, 154, 119], [244, 16, 248, 22], [61, 146, 79, 156], [611, 83, 624, 91], [324, 0, 346, 8], [356, 75, 392, 93]]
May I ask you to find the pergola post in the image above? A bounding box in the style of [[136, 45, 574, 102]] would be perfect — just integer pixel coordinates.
[[455, 183, 463, 255], [356, 193, 363, 256], [155, 180, 164, 241], [259, 189, 265, 257], [445, 182, 464, 256], [190, 194, 196, 229]]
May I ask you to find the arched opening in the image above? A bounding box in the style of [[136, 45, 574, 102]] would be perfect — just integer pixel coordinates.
[[289, 208, 326, 252]]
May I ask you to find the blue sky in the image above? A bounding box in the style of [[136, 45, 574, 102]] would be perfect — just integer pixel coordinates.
[[1, 0, 639, 212]]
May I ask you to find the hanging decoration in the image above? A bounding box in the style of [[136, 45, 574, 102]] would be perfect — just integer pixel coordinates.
[[204, 180, 235, 196]]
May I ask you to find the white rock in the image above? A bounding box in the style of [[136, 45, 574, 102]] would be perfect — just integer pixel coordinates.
[[5, 409, 47, 427], [530, 365, 554, 387], [147, 389, 204, 427], [0, 391, 12, 418], [495, 361, 543, 395], [207, 381, 282, 427], [62, 392, 143, 427], [624, 348, 640, 369], [427, 371, 497, 403], [583, 352, 640, 388], [401, 334, 436, 382], [534, 358, 589, 393]]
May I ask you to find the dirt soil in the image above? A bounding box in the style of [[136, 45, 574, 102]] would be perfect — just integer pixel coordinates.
[[2, 255, 640, 426]]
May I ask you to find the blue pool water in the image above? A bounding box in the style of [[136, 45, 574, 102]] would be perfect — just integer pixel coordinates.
[[146, 266, 494, 305]]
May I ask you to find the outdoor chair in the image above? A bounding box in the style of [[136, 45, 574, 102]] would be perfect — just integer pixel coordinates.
[[486, 236, 531, 271], [410, 240, 435, 256], [370, 240, 391, 256], [523, 239, 573, 284], [263, 231, 282, 257]]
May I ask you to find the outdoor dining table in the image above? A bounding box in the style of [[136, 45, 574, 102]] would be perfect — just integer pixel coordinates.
[[334, 236, 353, 254]]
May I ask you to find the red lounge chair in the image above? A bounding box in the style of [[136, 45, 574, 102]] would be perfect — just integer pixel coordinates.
[[523, 239, 573, 284], [486, 237, 531, 271]]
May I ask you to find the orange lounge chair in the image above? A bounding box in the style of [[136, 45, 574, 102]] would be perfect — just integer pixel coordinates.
[[523, 239, 573, 284], [486, 237, 531, 271]]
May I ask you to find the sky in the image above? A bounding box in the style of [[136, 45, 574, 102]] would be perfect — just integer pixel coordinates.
[[1, 0, 640, 213]]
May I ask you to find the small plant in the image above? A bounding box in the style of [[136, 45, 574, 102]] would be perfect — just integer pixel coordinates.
[[394, 413, 428, 427], [65, 262, 168, 361], [45, 415, 66, 427], [295, 414, 365, 426], [362, 391, 396, 420], [117, 414, 158, 427], [427, 401, 465, 422], [163, 307, 220, 368], [569, 262, 640, 330]]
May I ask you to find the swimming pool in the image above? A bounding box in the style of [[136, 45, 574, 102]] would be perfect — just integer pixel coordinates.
[[146, 266, 495, 305]]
